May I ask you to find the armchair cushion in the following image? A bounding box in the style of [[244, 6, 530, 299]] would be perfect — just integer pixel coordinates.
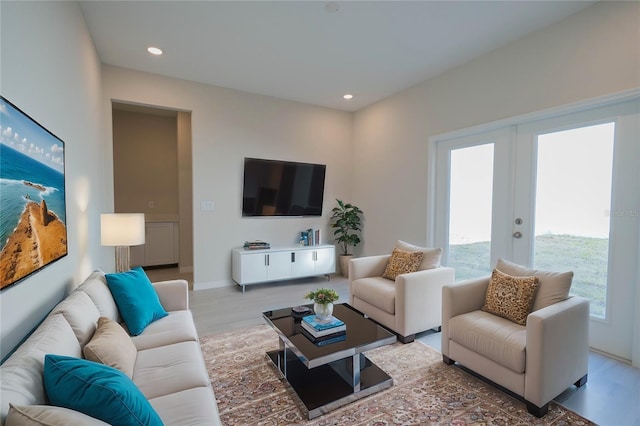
[[350, 277, 396, 314], [396, 240, 442, 270], [449, 310, 526, 373], [382, 248, 423, 280], [496, 259, 573, 311], [482, 269, 539, 326]]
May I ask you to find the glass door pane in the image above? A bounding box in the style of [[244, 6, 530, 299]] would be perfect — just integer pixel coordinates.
[[533, 123, 615, 318], [448, 143, 494, 280]]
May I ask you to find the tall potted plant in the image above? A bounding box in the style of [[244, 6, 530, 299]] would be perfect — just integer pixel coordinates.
[[330, 199, 363, 277]]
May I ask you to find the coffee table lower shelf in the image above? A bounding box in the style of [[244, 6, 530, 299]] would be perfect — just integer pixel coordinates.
[[266, 348, 393, 419]]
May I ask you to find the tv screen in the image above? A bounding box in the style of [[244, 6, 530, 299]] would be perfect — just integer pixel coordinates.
[[242, 158, 326, 217]]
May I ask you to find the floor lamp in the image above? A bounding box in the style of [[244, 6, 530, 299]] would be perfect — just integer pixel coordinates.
[[101, 213, 145, 273]]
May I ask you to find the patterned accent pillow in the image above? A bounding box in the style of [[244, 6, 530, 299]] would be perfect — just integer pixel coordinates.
[[382, 248, 424, 281], [496, 258, 573, 312], [482, 268, 539, 326]]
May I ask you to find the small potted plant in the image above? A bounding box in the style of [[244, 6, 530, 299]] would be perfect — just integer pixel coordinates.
[[305, 288, 339, 320], [330, 199, 363, 277]]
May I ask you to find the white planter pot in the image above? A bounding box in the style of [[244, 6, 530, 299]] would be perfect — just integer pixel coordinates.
[[313, 302, 334, 321]]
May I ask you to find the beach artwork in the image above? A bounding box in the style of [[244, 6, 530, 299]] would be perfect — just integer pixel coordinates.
[[0, 97, 67, 290]]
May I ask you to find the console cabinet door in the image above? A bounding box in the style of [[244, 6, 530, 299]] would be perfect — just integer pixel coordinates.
[[291, 250, 315, 277], [314, 247, 336, 274], [129, 222, 178, 267], [266, 251, 292, 281], [239, 253, 269, 284], [145, 222, 178, 266]]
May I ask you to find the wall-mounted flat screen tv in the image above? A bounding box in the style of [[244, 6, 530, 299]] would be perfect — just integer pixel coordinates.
[[242, 158, 326, 217]]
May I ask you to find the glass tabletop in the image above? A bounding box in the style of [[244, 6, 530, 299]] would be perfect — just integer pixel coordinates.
[[263, 303, 396, 368]]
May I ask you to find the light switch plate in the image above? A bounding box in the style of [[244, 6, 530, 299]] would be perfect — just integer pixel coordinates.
[[200, 201, 215, 211]]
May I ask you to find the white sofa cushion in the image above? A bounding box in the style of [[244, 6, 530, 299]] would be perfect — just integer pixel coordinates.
[[350, 277, 396, 314], [0, 315, 81, 420], [449, 310, 526, 373], [6, 404, 110, 426], [50, 291, 100, 346], [149, 387, 221, 426], [134, 341, 211, 399], [76, 270, 121, 322], [130, 311, 198, 351]]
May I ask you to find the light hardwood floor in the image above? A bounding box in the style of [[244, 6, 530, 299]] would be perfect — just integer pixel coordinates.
[[146, 268, 640, 426]]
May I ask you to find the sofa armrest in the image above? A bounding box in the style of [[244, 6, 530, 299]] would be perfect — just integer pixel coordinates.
[[152, 279, 189, 312], [395, 267, 455, 335], [441, 276, 490, 356], [525, 296, 590, 407], [349, 255, 390, 280]]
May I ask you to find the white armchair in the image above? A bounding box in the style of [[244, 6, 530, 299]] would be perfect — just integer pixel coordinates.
[[441, 259, 589, 417], [349, 242, 455, 343]]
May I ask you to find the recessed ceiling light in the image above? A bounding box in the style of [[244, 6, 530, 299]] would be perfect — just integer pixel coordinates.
[[343, 94, 354, 100], [147, 46, 163, 56]]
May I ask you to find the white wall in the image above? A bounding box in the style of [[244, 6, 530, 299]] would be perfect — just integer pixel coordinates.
[[101, 66, 353, 290], [0, 1, 104, 360], [352, 1, 640, 256]]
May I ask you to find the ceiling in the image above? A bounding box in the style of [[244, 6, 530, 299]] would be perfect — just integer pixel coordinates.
[[80, 1, 596, 112]]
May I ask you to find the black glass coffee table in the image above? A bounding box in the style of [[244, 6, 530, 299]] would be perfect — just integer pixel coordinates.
[[262, 303, 396, 419]]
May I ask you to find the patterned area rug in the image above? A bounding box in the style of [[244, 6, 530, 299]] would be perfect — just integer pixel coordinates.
[[200, 325, 594, 425]]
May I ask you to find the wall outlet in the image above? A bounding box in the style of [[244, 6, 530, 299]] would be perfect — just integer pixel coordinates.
[[200, 201, 215, 211]]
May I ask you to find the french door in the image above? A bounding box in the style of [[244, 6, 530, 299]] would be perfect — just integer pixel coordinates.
[[433, 98, 639, 362]]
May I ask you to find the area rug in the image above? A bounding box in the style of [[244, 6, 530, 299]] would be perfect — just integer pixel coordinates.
[[200, 325, 594, 425]]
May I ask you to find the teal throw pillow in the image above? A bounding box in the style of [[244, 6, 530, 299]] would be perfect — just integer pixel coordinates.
[[44, 355, 164, 426], [105, 267, 168, 335]]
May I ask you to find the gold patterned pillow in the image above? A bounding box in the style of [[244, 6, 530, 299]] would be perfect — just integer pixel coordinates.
[[482, 268, 539, 326], [382, 248, 424, 280]]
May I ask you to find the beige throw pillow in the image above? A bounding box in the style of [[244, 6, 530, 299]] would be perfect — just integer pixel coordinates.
[[395, 240, 442, 270], [482, 268, 539, 326], [382, 248, 424, 280], [82, 317, 137, 378], [496, 258, 573, 312]]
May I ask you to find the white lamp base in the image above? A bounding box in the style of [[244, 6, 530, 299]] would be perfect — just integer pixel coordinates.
[[115, 246, 131, 273]]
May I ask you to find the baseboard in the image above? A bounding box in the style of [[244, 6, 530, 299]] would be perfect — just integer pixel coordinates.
[[589, 347, 632, 365], [193, 279, 234, 291]]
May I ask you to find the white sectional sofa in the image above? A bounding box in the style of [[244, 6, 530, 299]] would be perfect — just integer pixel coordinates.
[[0, 270, 221, 425]]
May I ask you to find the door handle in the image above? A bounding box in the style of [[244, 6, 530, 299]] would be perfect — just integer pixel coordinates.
[[513, 231, 523, 239]]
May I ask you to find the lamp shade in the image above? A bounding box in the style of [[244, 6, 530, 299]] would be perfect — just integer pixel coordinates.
[[101, 213, 145, 246]]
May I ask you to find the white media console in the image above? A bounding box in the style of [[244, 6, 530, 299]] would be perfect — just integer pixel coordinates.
[[231, 245, 336, 292]]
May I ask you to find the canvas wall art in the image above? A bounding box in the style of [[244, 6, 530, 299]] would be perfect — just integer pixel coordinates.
[[0, 96, 67, 290]]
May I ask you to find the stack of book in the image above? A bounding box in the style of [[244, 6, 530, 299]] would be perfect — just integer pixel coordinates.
[[243, 240, 270, 250], [300, 315, 346, 346], [299, 228, 321, 246]]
